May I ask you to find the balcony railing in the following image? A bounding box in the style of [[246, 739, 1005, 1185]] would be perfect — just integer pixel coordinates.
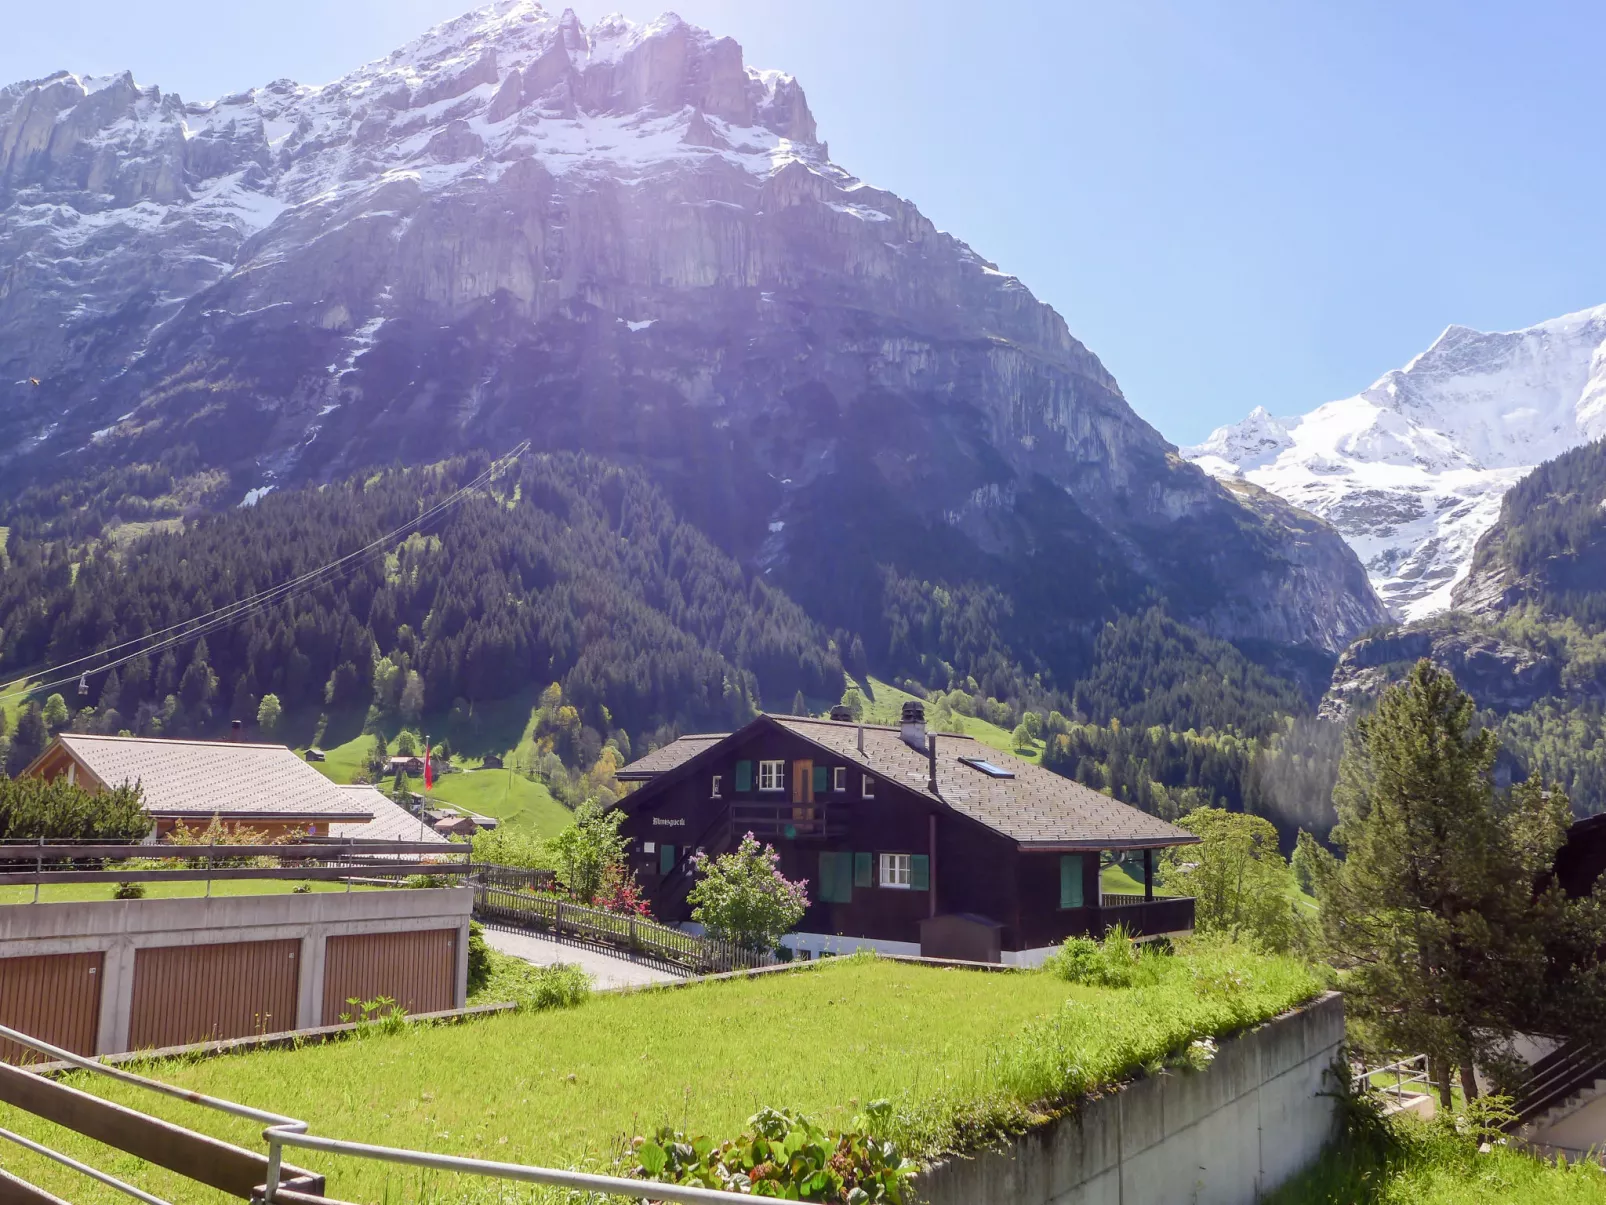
[[727, 801, 846, 841]]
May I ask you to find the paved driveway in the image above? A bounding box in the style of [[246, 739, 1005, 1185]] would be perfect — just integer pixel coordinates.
[[482, 925, 683, 990]]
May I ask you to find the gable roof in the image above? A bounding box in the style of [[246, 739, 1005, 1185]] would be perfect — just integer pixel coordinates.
[[330, 785, 450, 845], [35, 734, 373, 823], [615, 733, 724, 781], [618, 715, 1198, 850]]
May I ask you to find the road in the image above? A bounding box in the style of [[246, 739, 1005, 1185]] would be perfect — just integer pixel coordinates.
[[481, 925, 684, 990]]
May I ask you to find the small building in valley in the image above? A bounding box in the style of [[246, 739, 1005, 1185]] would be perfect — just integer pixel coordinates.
[[330, 785, 451, 846], [614, 704, 1199, 964], [23, 733, 374, 839]]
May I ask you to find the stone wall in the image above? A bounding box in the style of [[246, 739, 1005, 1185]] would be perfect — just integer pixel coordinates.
[[919, 992, 1344, 1205]]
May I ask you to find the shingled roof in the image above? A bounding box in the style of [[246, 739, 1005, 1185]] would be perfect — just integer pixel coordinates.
[[33, 734, 373, 823], [330, 785, 450, 844], [618, 715, 1197, 850]]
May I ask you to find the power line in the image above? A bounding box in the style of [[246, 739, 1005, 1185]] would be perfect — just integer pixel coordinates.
[[0, 443, 529, 707]]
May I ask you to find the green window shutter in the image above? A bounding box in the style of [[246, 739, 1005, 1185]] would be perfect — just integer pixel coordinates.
[[813, 765, 828, 795], [910, 854, 930, 892], [819, 852, 853, 904], [1060, 855, 1084, 909], [660, 844, 676, 876], [734, 760, 752, 792], [853, 851, 872, 888]]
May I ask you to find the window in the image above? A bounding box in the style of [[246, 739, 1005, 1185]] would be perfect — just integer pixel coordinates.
[[644, 841, 656, 854], [758, 760, 785, 791], [833, 767, 847, 792], [711, 775, 722, 798], [1060, 854, 1085, 909], [959, 756, 1015, 779], [862, 774, 876, 799], [880, 853, 911, 888]]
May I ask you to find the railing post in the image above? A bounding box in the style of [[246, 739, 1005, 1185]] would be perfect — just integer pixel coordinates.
[[33, 836, 42, 904]]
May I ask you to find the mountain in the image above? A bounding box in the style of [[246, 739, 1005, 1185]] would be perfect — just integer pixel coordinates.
[[1185, 304, 1606, 622], [0, 1, 1385, 688]]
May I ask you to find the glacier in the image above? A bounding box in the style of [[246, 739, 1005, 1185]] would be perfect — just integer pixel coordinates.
[[1185, 304, 1606, 621]]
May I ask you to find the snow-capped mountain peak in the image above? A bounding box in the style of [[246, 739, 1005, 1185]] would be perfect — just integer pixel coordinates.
[[1185, 303, 1606, 620]]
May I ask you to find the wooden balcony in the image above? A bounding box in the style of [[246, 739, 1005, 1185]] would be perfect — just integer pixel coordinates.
[[727, 801, 847, 841]]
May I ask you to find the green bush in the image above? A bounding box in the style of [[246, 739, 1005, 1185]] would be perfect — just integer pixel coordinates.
[[468, 948, 591, 1012], [0, 776, 150, 842], [111, 881, 145, 900], [466, 920, 492, 993], [1041, 925, 1153, 988], [630, 1102, 918, 1203]]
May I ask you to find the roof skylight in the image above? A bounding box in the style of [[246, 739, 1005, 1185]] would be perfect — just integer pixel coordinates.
[[959, 756, 1015, 779]]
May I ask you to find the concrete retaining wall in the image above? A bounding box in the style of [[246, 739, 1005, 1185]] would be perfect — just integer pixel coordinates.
[[0, 887, 473, 1053], [919, 992, 1344, 1205]]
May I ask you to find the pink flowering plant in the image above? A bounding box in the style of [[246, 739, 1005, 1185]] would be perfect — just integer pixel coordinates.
[[686, 832, 810, 954]]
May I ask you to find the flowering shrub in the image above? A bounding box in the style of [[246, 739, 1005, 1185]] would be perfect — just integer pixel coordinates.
[[630, 1103, 917, 1203], [594, 861, 654, 919], [686, 832, 809, 954]]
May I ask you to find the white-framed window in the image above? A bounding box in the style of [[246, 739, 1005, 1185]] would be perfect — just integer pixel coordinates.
[[758, 760, 786, 792], [833, 766, 846, 792], [879, 853, 912, 889], [862, 774, 876, 799], [644, 841, 657, 854], [711, 775, 722, 798]]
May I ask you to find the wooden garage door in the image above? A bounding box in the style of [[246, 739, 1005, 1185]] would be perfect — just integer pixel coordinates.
[[323, 929, 456, 1023], [0, 952, 103, 1065], [129, 940, 299, 1052]]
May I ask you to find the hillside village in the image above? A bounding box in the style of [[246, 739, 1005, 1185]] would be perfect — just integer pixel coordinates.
[[1, 4, 1605, 1205]]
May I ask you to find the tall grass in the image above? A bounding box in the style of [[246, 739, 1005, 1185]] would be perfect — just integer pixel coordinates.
[[0, 942, 1320, 1204], [1269, 1113, 1606, 1204]]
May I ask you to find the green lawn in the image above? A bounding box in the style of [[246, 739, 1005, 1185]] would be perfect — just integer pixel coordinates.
[[0, 945, 1319, 1204], [0, 880, 380, 906], [306, 731, 572, 840], [427, 768, 572, 840], [845, 676, 1043, 765]]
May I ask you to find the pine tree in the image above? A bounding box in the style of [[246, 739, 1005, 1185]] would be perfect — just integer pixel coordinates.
[[1317, 660, 1590, 1102]]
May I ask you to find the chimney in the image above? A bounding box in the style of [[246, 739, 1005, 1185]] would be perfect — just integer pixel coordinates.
[[231, 719, 243, 742], [928, 733, 938, 793], [900, 700, 927, 752], [857, 723, 865, 754], [829, 705, 853, 722]]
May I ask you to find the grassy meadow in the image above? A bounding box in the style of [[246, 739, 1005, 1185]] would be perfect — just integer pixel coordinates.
[[0, 944, 1320, 1204], [845, 676, 1044, 765], [0, 880, 377, 905]]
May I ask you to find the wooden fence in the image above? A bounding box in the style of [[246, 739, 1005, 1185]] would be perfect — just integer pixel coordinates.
[[470, 875, 772, 975]]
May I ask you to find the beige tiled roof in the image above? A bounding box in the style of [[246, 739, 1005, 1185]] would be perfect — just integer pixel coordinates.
[[330, 785, 450, 844], [54, 734, 373, 822], [618, 716, 1198, 850]]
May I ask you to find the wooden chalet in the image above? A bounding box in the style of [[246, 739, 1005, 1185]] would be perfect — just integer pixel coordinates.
[[23, 733, 373, 839], [614, 703, 1199, 964]]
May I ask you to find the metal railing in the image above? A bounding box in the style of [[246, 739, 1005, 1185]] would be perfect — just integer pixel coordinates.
[[1363, 1053, 1432, 1113], [0, 1021, 761, 1205], [472, 877, 773, 975]]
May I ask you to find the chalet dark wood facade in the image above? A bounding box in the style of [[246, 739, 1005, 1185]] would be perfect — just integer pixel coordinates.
[[614, 707, 1198, 963]]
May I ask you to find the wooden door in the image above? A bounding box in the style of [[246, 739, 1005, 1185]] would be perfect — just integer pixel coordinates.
[[129, 940, 299, 1052], [323, 929, 457, 1022], [0, 952, 103, 1064]]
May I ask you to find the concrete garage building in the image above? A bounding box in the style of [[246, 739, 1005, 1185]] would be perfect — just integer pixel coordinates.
[[0, 887, 471, 1061]]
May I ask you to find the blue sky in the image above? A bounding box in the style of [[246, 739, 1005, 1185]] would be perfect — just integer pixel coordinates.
[[6, 1, 1603, 444]]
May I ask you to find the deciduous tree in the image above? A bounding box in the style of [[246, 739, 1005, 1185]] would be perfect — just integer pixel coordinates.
[[687, 832, 809, 954]]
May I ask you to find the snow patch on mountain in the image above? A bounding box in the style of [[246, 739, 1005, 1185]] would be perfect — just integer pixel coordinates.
[[1185, 304, 1606, 621]]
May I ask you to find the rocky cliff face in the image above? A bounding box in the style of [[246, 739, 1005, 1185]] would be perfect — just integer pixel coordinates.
[[1322, 623, 1560, 720], [0, 1, 1386, 668]]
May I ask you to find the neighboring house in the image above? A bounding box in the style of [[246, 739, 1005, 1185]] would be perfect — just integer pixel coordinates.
[[330, 785, 451, 846], [385, 755, 425, 777], [481, 754, 504, 770], [23, 734, 373, 839], [432, 815, 480, 838], [304, 748, 327, 763], [1509, 812, 1606, 1162], [614, 704, 1199, 964]]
